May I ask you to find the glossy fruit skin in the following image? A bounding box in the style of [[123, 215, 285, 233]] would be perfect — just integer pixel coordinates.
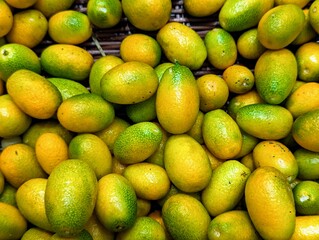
[[309, 0, 319, 34], [0, 202, 28, 240], [227, 89, 265, 120], [4, 0, 37, 9], [219, 0, 274, 32], [197, 74, 229, 112], [285, 82, 319, 118], [295, 42, 319, 82], [40, 44, 94, 81], [48, 10, 92, 45], [20, 227, 53, 239], [204, 28, 237, 70], [22, 120, 73, 148], [156, 22, 207, 70], [33, 0, 76, 18], [95, 173, 137, 232], [236, 103, 293, 140], [6, 69, 62, 120], [0, 43, 41, 81], [254, 49, 297, 104], [156, 63, 200, 134], [292, 109, 319, 152], [257, 4, 305, 49], [252, 140, 298, 183], [45, 160, 98, 237], [94, 116, 130, 154], [68, 133, 113, 180], [122, 0, 171, 31], [293, 180, 319, 215], [6, 9, 48, 48], [184, 0, 226, 17], [35, 132, 69, 175], [0, 143, 47, 189], [123, 162, 170, 200], [57, 93, 115, 133], [87, 0, 122, 29], [48, 77, 89, 101], [201, 160, 251, 217], [222, 64, 255, 94], [113, 122, 163, 165], [0, 94, 32, 138], [120, 33, 162, 68], [101, 61, 158, 105], [116, 216, 166, 240], [164, 134, 212, 193], [245, 166, 296, 240], [207, 210, 260, 240], [290, 215, 319, 240], [0, 0, 13, 38], [162, 193, 211, 240], [294, 148, 319, 180], [237, 28, 266, 60], [16, 178, 53, 232], [202, 109, 242, 160], [292, 9, 316, 45]]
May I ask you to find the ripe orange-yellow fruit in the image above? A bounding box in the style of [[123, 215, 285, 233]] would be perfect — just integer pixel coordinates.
[[35, 132, 69, 174], [6, 9, 48, 48], [16, 178, 53, 232], [290, 215, 319, 240], [292, 109, 319, 152], [40, 44, 94, 81], [5, 0, 37, 8], [156, 22, 207, 70], [197, 74, 229, 112], [0, 0, 13, 38], [0, 94, 32, 138], [237, 28, 266, 60], [101, 61, 158, 105], [122, 0, 171, 31], [164, 134, 212, 193], [222, 64, 255, 94], [123, 162, 170, 200], [184, 0, 225, 17], [295, 42, 319, 82], [202, 109, 242, 160], [0, 143, 47, 188], [57, 93, 115, 133], [245, 166, 296, 240], [285, 82, 319, 118], [257, 4, 305, 49], [48, 10, 92, 45], [202, 160, 251, 217], [156, 63, 200, 134], [6, 69, 62, 120], [253, 140, 298, 183], [0, 202, 28, 240], [120, 34, 162, 68], [33, 0, 76, 18], [68, 133, 113, 179], [207, 210, 260, 240]]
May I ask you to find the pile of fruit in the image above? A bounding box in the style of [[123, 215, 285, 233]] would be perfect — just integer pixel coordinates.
[[1, 0, 319, 239]]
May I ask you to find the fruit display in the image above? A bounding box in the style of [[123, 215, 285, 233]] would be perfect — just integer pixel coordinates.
[[1, 0, 319, 239]]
